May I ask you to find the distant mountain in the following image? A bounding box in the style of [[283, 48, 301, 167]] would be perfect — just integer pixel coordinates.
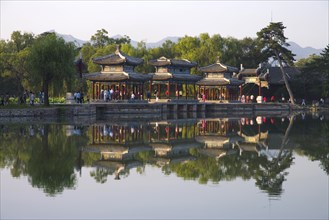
[[112, 35, 179, 48], [146, 36, 180, 48], [287, 41, 323, 60], [52, 31, 323, 60], [50, 30, 88, 47]]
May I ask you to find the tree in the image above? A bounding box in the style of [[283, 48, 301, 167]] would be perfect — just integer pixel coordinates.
[[90, 29, 110, 48], [294, 45, 329, 100], [0, 31, 34, 96], [257, 22, 296, 104], [28, 33, 76, 106], [319, 45, 329, 98]]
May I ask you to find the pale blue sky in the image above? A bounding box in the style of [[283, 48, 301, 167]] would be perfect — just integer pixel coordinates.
[[1, 0, 328, 49]]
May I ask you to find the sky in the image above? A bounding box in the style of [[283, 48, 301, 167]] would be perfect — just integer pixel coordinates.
[[1, 0, 328, 49]]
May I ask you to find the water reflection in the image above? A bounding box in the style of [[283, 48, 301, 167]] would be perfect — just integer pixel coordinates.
[[1, 113, 328, 199]]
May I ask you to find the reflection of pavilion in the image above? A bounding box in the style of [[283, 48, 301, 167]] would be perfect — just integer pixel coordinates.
[[84, 121, 203, 179], [195, 118, 242, 159], [237, 117, 269, 156], [83, 117, 294, 181], [94, 160, 142, 180], [237, 129, 268, 156]]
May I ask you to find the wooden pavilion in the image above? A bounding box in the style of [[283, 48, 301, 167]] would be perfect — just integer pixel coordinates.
[[237, 64, 269, 102], [83, 46, 152, 101], [196, 58, 244, 101], [148, 56, 202, 100]]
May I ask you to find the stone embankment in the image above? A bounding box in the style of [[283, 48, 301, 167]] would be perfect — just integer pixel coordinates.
[[0, 105, 95, 117], [0, 102, 295, 119]]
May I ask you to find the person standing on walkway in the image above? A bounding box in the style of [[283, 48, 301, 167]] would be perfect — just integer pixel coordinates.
[[301, 99, 306, 106], [30, 92, 35, 106], [147, 90, 151, 102]]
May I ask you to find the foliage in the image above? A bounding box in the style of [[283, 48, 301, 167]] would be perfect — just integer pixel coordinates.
[[2, 28, 328, 103], [257, 22, 296, 104], [293, 46, 329, 100], [0, 124, 89, 196], [0, 31, 35, 95], [90, 29, 131, 48], [28, 32, 77, 106]]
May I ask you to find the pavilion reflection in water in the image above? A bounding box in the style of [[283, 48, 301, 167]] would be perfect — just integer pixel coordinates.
[[82, 116, 291, 182]]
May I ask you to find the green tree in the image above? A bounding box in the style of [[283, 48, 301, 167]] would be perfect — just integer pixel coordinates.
[[0, 31, 34, 96], [319, 45, 329, 98], [239, 37, 267, 68], [257, 22, 296, 104], [28, 33, 76, 106], [294, 54, 322, 100], [90, 29, 111, 48]]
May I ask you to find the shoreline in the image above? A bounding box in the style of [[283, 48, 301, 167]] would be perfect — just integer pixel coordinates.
[[1, 102, 327, 120]]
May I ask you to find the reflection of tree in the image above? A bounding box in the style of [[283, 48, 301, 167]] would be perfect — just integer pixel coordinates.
[[1, 124, 88, 196], [90, 168, 112, 184], [0, 125, 31, 176], [255, 151, 293, 197], [27, 125, 81, 196], [254, 115, 295, 197], [291, 115, 329, 174]]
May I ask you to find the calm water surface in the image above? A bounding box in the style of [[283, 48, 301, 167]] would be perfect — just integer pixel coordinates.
[[1, 113, 328, 219]]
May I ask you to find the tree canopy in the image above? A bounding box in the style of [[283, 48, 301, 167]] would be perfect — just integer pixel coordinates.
[[1, 27, 328, 102], [28, 33, 76, 105], [257, 22, 296, 104]]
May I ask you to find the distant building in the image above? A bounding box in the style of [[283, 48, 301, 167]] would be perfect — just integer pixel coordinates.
[[83, 46, 152, 100], [238, 64, 300, 102], [237, 64, 269, 100], [197, 57, 244, 101], [265, 66, 301, 101], [148, 56, 202, 100]]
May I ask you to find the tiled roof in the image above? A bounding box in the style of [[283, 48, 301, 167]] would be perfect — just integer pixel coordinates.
[[83, 71, 152, 82], [196, 77, 244, 86], [149, 72, 172, 81], [237, 68, 265, 81], [149, 56, 197, 68], [93, 48, 143, 66], [199, 62, 239, 73], [239, 68, 259, 75], [149, 72, 202, 82], [267, 67, 300, 85], [172, 73, 202, 82]]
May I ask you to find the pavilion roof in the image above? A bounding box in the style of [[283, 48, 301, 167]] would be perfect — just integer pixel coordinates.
[[149, 72, 202, 82], [83, 71, 152, 82], [196, 76, 244, 86], [267, 67, 300, 85], [239, 68, 260, 75], [149, 56, 197, 68], [237, 68, 268, 81], [199, 58, 239, 73], [93, 47, 143, 66]]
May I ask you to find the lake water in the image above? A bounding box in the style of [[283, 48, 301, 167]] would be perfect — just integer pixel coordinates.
[[1, 112, 328, 219]]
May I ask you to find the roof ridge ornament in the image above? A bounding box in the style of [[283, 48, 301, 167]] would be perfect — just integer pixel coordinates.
[[115, 44, 126, 60], [158, 56, 168, 61], [182, 58, 191, 63], [115, 44, 120, 53], [216, 56, 220, 63]]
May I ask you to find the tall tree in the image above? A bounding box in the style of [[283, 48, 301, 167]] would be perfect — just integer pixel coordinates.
[[319, 45, 329, 98], [28, 33, 76, 106], [90, 29, 110, 48], [0, 31, 34, 95], [257, 22, 296, 104]]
